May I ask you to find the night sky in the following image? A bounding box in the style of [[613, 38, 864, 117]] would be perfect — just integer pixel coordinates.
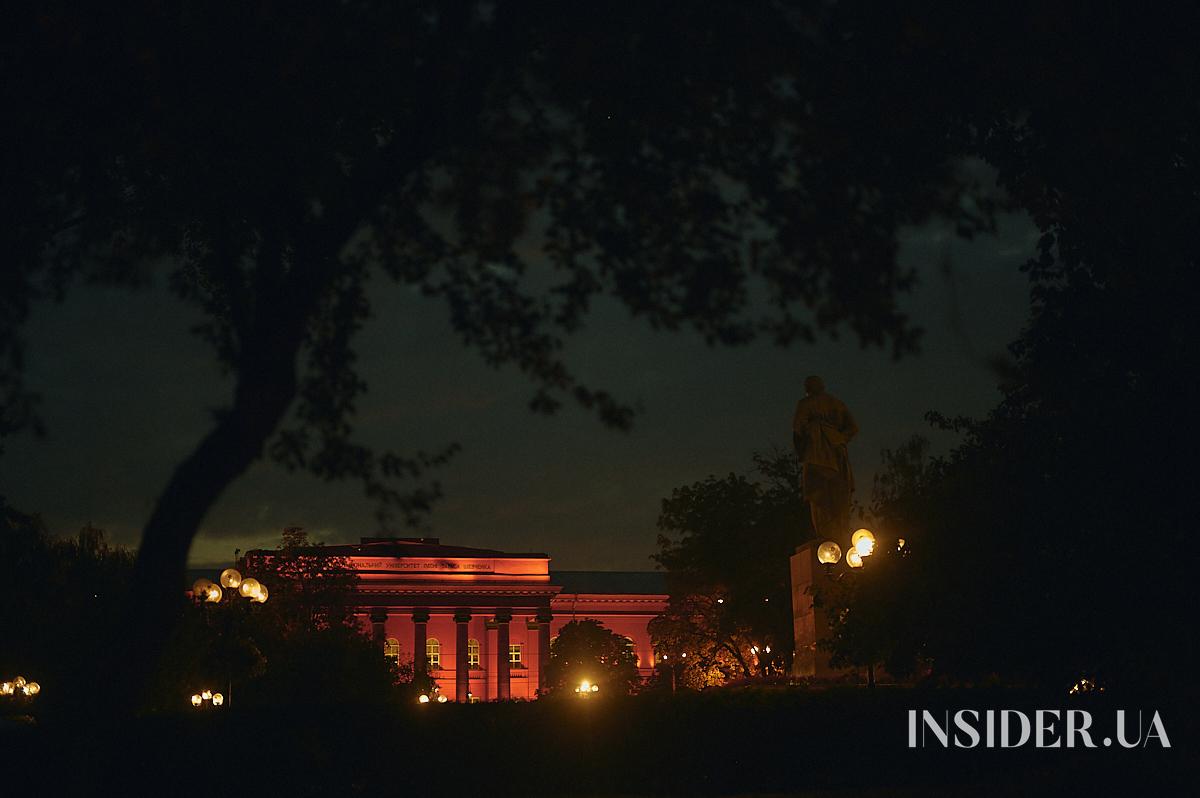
[[0, 213, 1035, 571]]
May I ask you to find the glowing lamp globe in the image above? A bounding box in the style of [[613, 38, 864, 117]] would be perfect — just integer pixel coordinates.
[[253, 584, 269, 604], [436, 695, 448, 703], [211, 693, 224, 706], [14, 676, 26, 688], [201, 689, 213, 700], [854, 537, 875, 557], [846, 549, 864, 568], [418, 694, 430, 704], [239, 578, 261, 598], [206, 584, 223, 603], [191, 694, 202, 707], [219, 568, 243, 589], [26, 682, 40, 696], [851, 528, 875, 546], [590, 684, 599, 692], [816, 541, 843, 565], [1, 683, 12, 695], [192, 578, 213, 597]]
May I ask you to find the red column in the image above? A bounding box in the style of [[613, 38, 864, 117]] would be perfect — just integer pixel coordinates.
[[369, 607, 388, 645], [495, 609, 512, 700], [536, 609, 553, 697], [412, 608, 430, 674], [454, 609, 471, 702]]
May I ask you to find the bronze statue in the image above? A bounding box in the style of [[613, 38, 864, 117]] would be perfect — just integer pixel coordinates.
[[792, 376, 858, 541]]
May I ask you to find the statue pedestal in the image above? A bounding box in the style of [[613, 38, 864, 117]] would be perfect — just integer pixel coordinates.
[[789, 541, 844, 680]]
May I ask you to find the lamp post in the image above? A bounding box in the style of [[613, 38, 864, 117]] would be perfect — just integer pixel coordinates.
[[417, 683, 449, 704], [189, 688, 226, 709], [1, 676, 41, 710], [814, 528, 908, 688], [656, 651, 688, 694], [573, 679, 601, 698], [816, 528, 883, 574], [191, 567, 268, 709]]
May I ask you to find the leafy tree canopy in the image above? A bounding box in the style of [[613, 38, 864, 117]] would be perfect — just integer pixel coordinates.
[[649, 450, 803, 684], [1, 3, 1004, 691], [0, 501, 135, 716], [5, 2, 1197, 699], [546, 619, 640, 696]]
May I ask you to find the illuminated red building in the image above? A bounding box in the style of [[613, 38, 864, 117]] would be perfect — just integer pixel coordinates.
[[255, 537, 668, 701]]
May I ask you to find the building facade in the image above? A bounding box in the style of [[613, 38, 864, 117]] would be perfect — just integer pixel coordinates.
[[251, 537, 668, 701]]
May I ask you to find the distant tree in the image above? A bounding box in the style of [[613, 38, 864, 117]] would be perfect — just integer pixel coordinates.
[[240, 526, 359, 633], [232, 527, 415, 706], [546, 619, 639, 696], [0, 501, 136, 716], [649, 450, 804, 683], [149, 527, 412, 710]]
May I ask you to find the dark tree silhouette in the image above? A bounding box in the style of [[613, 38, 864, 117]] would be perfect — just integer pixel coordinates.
[[3, 3, 1000, 700], [6, 3, 1198, 701], [650, 451, 803, 682], [545, 619, 639, 696]]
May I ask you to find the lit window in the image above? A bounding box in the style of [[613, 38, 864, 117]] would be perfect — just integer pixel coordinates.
[[509, 643, 523, 666], [384, 637, 400, 660], [426, 638, 441, 669], [468, 638, 480, 668]]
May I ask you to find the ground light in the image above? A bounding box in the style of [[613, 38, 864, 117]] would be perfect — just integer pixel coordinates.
[[418, 684, 449, 704], [2, 677, 41, 698], [574, 680, 600, 697], [190, 690, 225, 709]]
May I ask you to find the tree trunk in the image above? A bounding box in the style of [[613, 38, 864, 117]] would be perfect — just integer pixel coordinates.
[[108, 357, 299, 715]]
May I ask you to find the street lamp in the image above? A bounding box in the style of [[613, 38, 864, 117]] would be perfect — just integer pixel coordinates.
[[819, 528, 885, 574], [2, 676, 41, 700], [573, 680, 600, 697], [657, 651, 691, 694], [418, 683, 449, 704], [193, 569, 268, 605], [815, 527, 909, 688], [817, 541, 843, 565], [191, 567, 269, 710], [851, 528, 876, 557], [189, 689, 225, 709]]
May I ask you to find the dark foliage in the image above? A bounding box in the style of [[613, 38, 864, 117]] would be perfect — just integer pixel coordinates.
[[4, 0, 1198, 708], [544, 619, 639, 696], [650, 450, 804, 684], [0, 500, 135, 716], [2, 2, 1004, 698], [0, 511, 410, 716], [7, 688, 1195, 796]]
